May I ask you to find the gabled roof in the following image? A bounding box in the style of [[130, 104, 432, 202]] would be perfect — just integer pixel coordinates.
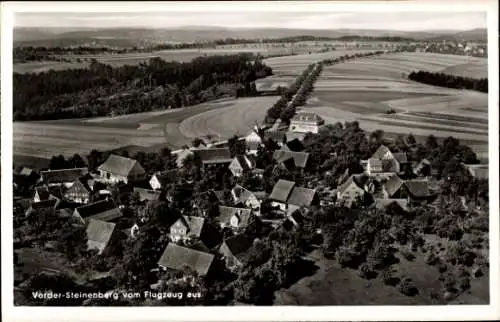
[[231, 185, 256, 204], [382, 159, 398, 172], [285, 132, 306, 143], [368, 158, 382, 168], [404, 180, 431, 198], [98, 154, 145, 177], [291, 112, 325, 125], [273, 150, 309, 168], [40, 168, 89, 184], [218, 206, 252, 226], [337, 175, 365, 195], [384, 175, 405, 197], [231, 155, 254, 171], [151, 170, 178, 187], [19, 167, 34, 176], [287, 186, 316, 207], [269, 179, 296, 203], [195, 148, 232, 164], [175, 216, 206, 237], [246, 140, 261, 151], [158, 243, 214, 276], [88, 207, 123, 222], [221, 234, 254, 262], [285, 139, 305, 152], [28, 198, 60, 212], [414, 158, 431, 173], [262, 130, 286, 142], [133, 187, 162, 202], [371, 145, 392, 159], [374, 198, 409, 212], [34, 186, 51, 201], [464, 164, 488, 180], [68, 177, 92, 194], [74, 199, 115, 219], [86, 219, 116, 254]]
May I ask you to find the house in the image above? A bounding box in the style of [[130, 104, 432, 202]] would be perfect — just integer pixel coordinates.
[[73, 199, 122, 224], [373, 198, 409, 213], [218, 206, 254, 230], [380, 175, 406, 199], [336, 175, 367, 207], [63, 177, 92, 204], [133, 187, 162, 202], [282, 210, 306, 231], [284, 132, 307, 144], [86, 219, 116, 255], [170, 216, 206, 242], [404, 179, 432, 203], [269, 179, 317, 213], [290, 112, 325, 134], [194, 148, 232, 167], [231, 185, 262, 211], [273, 150, 309, 170], [262, 130, 287, 146], [149, 170, 178, 190], [463, 164, 488, 180], [39, 168, 89, 187], [218, 234, 254, 271], [245, 130, 264, 155], [98, 154, 146, 184], [15, 167, 39, 185], [365, 145, 408, 176], [33, 186, 53, 202], [283, 138, 305, 152], [229, 155, 255, 177], [157, 243, 215, 276], [413, 158, 432, 177]]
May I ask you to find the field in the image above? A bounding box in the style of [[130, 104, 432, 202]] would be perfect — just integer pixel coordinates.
[[301, 52, 488, 160], [13, 96, 280, 159], [14, 51, 489, 161], [275, 248, 488, 305]]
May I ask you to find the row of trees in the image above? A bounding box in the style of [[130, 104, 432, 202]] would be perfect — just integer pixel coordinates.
[[408, 70, 488, 93], [14, 54, 273, 121]]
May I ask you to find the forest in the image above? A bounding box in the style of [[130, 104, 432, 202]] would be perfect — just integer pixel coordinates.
[[408, 70, 488, 93], [13, 53, 273, 121]]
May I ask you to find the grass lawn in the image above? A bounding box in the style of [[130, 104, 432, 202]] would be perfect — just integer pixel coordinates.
[[315, 90, 445, 104], [382, 114, 488, 130]]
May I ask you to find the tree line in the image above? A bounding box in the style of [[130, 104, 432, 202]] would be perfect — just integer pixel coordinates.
[[14, 53, 273, 121], [408, 70, 488, 93]]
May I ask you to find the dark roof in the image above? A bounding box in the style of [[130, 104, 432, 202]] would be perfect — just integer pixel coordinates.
[[371, 145, 392, 159], [28, 198, 60, 211], [221, 234, 254, 262], [89, 208, 123, 222], [133, 187, 161, 202], [291, 112, 325, 125], [273, 150, 309, 168], [285, 139, 305, 152], [98, 154, 145, 177], [232, 155, 254, 171], [150, 170, 178, 187], [158, 243, 214, 276], [269, 179, 295, 203], [218, 206, 252, 226], [74, 199, 115, 219], [212, 190, 226, 203], [86, 219, 116, 254], [414, 158, 431, 173], [263, 130, 286, 142], [40, 168, 89, 184], [286, 211, 306, 227], [176, 216, 206, 237], [374, 198, 409, 212], [393, 152, 408, 164], [404, 180, 431, 198], [285, 132, 306, 143], [287, 186, 316, 207], [195, 148, 232, 164], [384, 175, 405, 197], [382, 159, 398, 172], [231, 185, 256, 204], [34, 186, 51, 201]]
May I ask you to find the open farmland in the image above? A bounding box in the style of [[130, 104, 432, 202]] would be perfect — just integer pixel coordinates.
[[303, 52, 488, 160], [13, 96, 280, 159]]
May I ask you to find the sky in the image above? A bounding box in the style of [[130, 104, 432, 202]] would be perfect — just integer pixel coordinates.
[[14, 11, 487, 31]]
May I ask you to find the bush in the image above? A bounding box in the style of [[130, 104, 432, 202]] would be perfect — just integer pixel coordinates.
[[385, 108, 396, 114], [381, 268, 399, 286], [399, 278, 419, 296], [458, 276, 470, 291], [437, 263, 448, 273], [442, 273, 457, 293], [358, 263, 377, 279]]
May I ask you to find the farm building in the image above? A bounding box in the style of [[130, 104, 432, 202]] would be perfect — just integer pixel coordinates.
[[231, 185, 263, 212], [364, 145, 409, 176], [39, 167, 89, 187], [63, 178, 92, 204], [169, 216, 206, 242], [217, 206, 254, 230], [25, 197, 61, 217], [33, 186, 61, 202], [229, 155, 255, 177], [284, 132, 306, 144], [282, 138, 305, 152], [273, 150, 310, 170], [336, 175, 367, 207], [97, 154, 146, 184], [132, 187, 162, 202], [218, 234, 254, 271], [372, 175, 406, 199], [149, 170, 178, 190], [373, 198, 410, 213], [157, 243, 215, 276], [194, 148, 232, 167], [289, 112, 325, 134], [404, 179, 432, 203], [86, 219, 116, 255], [73, 199, 122, 224], [269, 179, 317, 213]]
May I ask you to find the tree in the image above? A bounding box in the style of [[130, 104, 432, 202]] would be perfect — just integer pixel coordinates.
[[399, 277, 418, 296], [406, 133, 416, 146], [49, 154, 67, 170], [57, 218, 88, 261]]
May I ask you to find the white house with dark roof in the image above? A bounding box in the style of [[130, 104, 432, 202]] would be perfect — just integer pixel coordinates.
[[231, 184, 262, 212], [149, 170, 178, 190], [364, 145, 408, 177], [218, 206, 254, 230], [169, 216, 206, 242], [336, 175, 367, 207], [245, 130, 263, 155], [269, 179, 317, 213], [40, 168, 89, 187], [98, 154, 146, 184], [273, 150, 310, 170], [229, 155, 255, 177], [218, 234, 254, 271], [73, 199, 122, 224], [290, 112, 325, 134]]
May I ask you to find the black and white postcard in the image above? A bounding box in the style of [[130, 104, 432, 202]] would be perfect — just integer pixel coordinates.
[[1, 1, 498, 321]]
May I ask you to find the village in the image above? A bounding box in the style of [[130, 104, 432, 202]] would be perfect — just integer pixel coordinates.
[[13, 103, 489, 305]]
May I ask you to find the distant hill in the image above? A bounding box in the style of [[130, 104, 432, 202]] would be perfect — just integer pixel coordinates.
[[13, 27, 488, 47]]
